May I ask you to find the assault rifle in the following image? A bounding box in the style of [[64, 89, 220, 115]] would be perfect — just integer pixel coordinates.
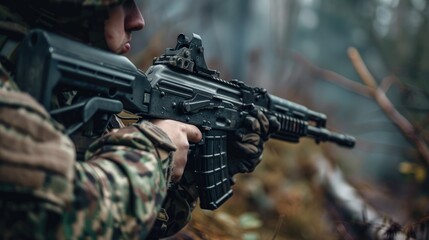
[[15, 29, 356, 210]]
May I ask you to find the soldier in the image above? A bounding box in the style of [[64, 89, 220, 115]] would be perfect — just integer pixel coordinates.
[[0, 0, 277, 239]]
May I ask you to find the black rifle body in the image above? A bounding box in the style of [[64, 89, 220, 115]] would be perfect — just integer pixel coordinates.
[[15, 30, 355, 210]]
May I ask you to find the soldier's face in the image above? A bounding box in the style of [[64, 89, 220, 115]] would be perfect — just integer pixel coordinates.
[[104, 0, 145, 54]]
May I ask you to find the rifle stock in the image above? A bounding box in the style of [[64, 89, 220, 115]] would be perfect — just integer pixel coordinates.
[[15, 29, 356, 210]]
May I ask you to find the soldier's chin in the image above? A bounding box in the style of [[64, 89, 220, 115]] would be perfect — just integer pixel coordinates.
[[120, 43, 131, 54]]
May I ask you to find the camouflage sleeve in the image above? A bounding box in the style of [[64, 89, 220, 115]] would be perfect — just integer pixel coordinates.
[[0, 74, 76, 239], [1, 67, 176, 239], [62, 122, 176, 239]]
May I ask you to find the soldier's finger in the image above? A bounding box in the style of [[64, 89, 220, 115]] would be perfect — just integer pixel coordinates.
[[249, 109, 270, 136], [183, 124, 202, 143], [244, 115, 260, 134]]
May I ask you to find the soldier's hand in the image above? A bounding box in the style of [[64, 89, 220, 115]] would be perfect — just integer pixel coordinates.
[[151, 119, 202, 182], [227, 108, 280, 177]]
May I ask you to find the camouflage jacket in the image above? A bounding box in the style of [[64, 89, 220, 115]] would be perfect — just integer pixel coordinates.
[[0, 38, 175, 240]]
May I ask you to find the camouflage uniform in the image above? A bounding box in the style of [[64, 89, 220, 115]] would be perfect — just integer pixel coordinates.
[[0, 0, 177, 239]]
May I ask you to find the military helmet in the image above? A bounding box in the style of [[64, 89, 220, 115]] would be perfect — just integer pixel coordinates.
[[0, 0, 133, 50], [42, 0, 124, 7]]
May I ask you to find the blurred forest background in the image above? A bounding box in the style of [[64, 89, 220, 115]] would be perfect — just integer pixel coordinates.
[[127, 0, 429, 239]]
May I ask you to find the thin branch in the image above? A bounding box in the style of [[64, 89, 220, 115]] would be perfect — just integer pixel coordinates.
[[290, 48, 429, 165], [380, 75, 400, 93], [347, 48, 378, 90], [347, 47, 429, 166], [291, 52, 372, 98]]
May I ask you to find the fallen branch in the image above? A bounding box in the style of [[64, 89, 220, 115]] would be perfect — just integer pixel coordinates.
[[313, 153, 417, 240]]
